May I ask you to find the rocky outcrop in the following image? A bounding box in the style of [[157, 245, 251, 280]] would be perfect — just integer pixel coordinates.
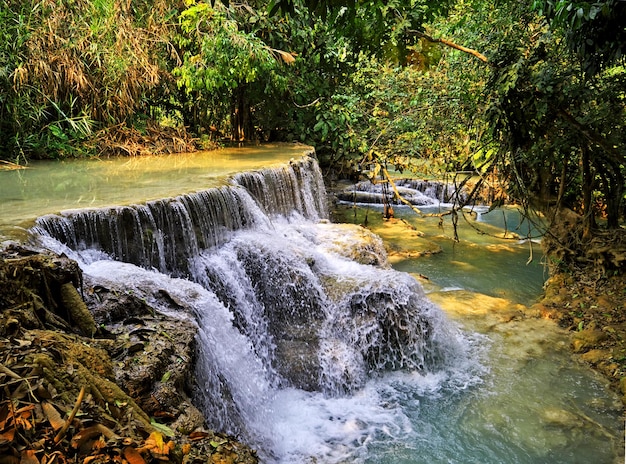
[[0, 244, 258, 463]]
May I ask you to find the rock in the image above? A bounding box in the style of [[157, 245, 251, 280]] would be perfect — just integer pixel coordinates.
[[580, 349, 611, 365], [571, 329, 609, 352], [315, 222, 390, 267], [620, 377, 626, 396], [0, 245, 258, 463], [541, 407, 581, 429], [60, 282, 97, 336]]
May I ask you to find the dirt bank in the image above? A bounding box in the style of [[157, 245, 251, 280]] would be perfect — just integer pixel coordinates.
[[535, 269, 626, 407], [0, 244, 258, 464]]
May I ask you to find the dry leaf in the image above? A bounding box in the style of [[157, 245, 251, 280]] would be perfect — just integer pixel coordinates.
[[19, 450, 39, 464], [188, 431, 210, 440], [144, 431, 167, 454], [41, 403, 64, 431], [41, 451, 64, 464], [14, 407, 34, 431], [70, 424, 118, 449], [0, 428, 16, 445], [81, 457, 100, 464], [123, 446, 146, 464]]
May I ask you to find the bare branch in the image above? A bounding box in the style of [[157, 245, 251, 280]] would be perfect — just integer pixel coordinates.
[[408, 30, 489, 63]]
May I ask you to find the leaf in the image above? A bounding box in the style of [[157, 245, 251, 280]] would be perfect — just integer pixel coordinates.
[[70, 424, 118, 449], [188, 431, 210, 440], [160, 371, 171, 383], [149, 420, 175, 438], [210, 437, 227, 448], [19, 450, 39, 464], [123, 447, 146, 464], [0, 428, 16, 445], [42, 403, 64, 431]]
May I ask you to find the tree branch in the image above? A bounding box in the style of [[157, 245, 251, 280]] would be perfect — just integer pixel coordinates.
[[408, 30, 489, 63]]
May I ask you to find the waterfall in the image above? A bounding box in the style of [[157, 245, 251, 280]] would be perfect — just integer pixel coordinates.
[[337, 179, 468, 206], [32, 153, 477, 463], [33, 156, 327, 277]]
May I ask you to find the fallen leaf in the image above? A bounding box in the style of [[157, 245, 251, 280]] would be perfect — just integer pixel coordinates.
[[123, 447, 146, 464], [70, 424, 119, 449], [19, 450, 39, 464], [81, 457, 100, 464], [42, 403, 64, 431], [137, 431, 164, 454], [149, 420, 174, 438], [188, 431, 210, 440], [41, 451, 64, 464], [0, 428, 16, 444]]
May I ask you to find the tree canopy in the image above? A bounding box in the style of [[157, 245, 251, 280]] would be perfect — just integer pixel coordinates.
[[0, 0, 624, 267]]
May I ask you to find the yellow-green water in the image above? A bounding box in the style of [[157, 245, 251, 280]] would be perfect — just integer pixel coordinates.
[[0, 143, 311, 239], [333, 202, 623, 463]]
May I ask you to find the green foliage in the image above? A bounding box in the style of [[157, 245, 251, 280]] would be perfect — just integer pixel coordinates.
[[176, 3, 279, 92], [532, 0, 626, 75], [173, 1, 296, 139], [0, 0, 178, 160], [481, 1, 626, 227]]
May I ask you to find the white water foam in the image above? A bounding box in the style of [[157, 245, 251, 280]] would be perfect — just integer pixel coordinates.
[[46, 215, 484, 463]]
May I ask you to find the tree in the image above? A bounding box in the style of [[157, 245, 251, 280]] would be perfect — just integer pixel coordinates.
[[174, 1, 295, 141], [476, 0, 625, 269], [533, 0, 626, 75]]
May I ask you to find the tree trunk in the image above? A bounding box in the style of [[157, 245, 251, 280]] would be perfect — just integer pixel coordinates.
[[581, 147, 595, 238], [230, 84, 254, 141]]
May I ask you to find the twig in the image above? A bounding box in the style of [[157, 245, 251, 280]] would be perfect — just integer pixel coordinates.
[[0, 362, 22, 380], [0, 362, 36, 399], [407, 30, 489, 63], [54, 386, 85, 444]]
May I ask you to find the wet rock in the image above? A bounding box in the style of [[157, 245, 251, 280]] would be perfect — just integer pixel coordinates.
[[580, 349, 611, 365], [60, 282, 96, 336], [0, 245, 259, 463], [83, 280, 199, 420], [541, 407, 581, 429], [315, 222, 390, 267], [571, 329, 609, 353]]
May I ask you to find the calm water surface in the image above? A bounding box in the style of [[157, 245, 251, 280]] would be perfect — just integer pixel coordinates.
[[0, 143, 310, 238]]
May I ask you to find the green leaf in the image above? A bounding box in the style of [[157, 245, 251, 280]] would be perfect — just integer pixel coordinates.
[[150, 419, 175, 437]]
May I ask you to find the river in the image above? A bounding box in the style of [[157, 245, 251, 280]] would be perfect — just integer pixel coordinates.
[[1, 145, 622, 463]]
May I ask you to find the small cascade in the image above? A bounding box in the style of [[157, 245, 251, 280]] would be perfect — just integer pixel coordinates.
[[33, 156, 327, 276], [337, 179, 468, 206], [32, 152, 477, 463], [233, 156, 328, 219]]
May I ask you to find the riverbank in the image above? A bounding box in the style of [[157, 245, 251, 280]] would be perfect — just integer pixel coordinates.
[[0, 245, 259, 464], [537, 269, 626, 406]]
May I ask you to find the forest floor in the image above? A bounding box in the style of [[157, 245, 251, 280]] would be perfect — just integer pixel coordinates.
[[537, 268, 626, 406], [0, 245, 259, 464]]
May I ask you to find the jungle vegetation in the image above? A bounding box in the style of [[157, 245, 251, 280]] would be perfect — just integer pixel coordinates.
[[0, 0, 624, 269]]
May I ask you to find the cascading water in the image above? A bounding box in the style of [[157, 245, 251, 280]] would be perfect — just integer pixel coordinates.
[[336, 179, 467, 206], [32, 155, 479, 463]]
